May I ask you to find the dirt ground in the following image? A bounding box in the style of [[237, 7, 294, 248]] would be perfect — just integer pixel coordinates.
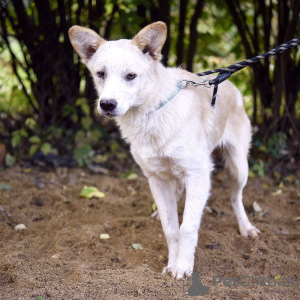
[[0, 164, 299, 299]]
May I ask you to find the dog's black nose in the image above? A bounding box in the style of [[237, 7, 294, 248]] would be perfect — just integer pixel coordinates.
[[100, 99, 117, 111]]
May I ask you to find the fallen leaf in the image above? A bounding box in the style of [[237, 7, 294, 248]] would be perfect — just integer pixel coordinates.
[[51, 254, 60, 259], [274, 275, 281, 282], [283, 175, 296, 183], [204, 205, 218, 215], [253, 201, 262, 212], [294, 216, 300, 222], [36, 297, 45, 300], [261, 183, 270, 189], [276, 230, 289, 235], [253, 201, 264, 219], [80, 186, 105, 199], [273, 171, 281, 180], [100, 233, 110, 239], [127, 173, 138, 180], [23, 168, 32, 173], [130, 190, 137, 196], [87, 165, 109, 175], [131, 243, 143, 250], [0, 183, 13, 191], [272, 189, 282, 196], [152, 202, 157, 212], [278, 181, 284, 188]]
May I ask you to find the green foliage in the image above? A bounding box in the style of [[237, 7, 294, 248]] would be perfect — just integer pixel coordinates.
[[25, 118, 37, 130], [29, 144, 39, 156], [41, 142, 52, 155], [266, 132, 287, 159], [73, 144, 93, 167], [5, 153, 15, 167], [11, 129, 28, 147], [29, 136, 41, 144], [251, 160, 265, 177], [76, 98, 90, 116], [110, 141, 120, 153], [249, 131, 289, 178], [0, 41, 33, 115]]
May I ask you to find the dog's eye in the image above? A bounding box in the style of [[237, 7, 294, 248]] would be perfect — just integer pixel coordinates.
[[126, 73, 136, 80], [97, 71, 105, 78]]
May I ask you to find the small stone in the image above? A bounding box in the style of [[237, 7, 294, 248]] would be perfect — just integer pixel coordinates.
[[243, 253, 250, 260], [100, 233, 110, 239], [34, 178, 45, 190], [14, 224, 26, 230], [51, 254, 60, 259]]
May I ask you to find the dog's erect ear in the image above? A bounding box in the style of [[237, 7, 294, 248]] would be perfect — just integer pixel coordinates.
[[131, 22, 167, 61], [68, 26, 106, 64]]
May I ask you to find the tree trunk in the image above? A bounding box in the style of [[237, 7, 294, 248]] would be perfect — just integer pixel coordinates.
[[186, 0, 205, 71], [176, 0, 188, 66]]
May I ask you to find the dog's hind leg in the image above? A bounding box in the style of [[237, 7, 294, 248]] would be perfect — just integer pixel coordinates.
[[223, 142, 260, 237], [148, 176, 180, 274]]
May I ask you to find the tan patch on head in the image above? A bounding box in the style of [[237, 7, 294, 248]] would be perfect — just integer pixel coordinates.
[[68, 26, 106, 64], [131, 22, 167, 61]]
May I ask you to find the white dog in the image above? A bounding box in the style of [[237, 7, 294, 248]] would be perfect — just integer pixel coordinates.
[[69, 22, 260, 279]]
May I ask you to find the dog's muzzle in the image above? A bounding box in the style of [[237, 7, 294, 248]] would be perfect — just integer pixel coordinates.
[[100, 98, 118, 112]]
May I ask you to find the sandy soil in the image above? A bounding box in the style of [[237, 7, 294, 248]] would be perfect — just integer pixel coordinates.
[[0, 165, 299, 299]]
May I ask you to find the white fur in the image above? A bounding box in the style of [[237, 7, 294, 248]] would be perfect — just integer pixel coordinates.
[[69, 23, 260, 280]]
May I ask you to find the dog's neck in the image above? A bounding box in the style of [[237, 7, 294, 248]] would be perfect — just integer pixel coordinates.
[[115, 64, 185, 150], [143, 63, 181, 114]]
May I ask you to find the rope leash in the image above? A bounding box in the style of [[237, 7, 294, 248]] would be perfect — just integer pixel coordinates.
[[182, 37, 300, 108]]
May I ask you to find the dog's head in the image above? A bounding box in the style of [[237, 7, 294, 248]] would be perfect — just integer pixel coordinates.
[[69, 22, 167, 117]]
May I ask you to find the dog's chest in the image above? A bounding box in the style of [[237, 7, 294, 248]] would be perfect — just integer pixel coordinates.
[[137, 155, 184, 179]]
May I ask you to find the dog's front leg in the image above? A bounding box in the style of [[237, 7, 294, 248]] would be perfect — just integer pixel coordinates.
[[172, 172, 211, 279], [148, 176, 180, 274]]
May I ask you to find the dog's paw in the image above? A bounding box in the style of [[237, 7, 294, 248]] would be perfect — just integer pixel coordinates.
[[162, 266, 173, 275], [151, 210, 160, 221], [172, 266, 193, 280], [171, 260, 193, 280], [240, 224, 260, 237]]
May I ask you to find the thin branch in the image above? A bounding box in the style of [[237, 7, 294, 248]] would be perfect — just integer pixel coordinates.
[[225, 0, 254, 58], [235, 3, 256, 51]]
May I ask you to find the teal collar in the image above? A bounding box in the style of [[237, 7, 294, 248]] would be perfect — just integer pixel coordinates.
[[151, 80, 182, 113]]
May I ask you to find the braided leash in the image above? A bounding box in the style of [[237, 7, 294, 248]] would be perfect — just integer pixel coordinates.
[[182, 37, 300, 108]]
